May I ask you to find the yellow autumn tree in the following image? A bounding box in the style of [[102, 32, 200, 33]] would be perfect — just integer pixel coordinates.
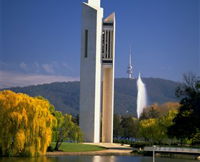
[[0, 90, 55, 156], [139, 109, 178, 144]]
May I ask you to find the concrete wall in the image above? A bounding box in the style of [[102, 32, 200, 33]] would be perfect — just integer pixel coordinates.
[[79, 2, 103, 143]]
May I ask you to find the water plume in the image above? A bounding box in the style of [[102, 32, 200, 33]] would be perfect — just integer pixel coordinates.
[[137, 73, 148, 118]]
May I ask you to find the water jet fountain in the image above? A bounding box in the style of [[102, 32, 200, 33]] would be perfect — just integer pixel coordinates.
[[137, 73, 148, 118]]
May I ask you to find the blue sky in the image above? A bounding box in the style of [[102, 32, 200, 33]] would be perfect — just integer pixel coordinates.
[[0, 0, 199, 88]]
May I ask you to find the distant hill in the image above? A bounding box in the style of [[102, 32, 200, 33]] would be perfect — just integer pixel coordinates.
[[3, 78, 180, 117]]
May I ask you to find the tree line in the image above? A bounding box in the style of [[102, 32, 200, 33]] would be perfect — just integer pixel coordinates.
[[113, 102, 179, 144], [113, 73, 200, 146]]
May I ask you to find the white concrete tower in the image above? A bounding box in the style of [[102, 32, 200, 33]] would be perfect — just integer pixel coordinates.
[[80, 0, 116, 143], [80, 0, 103, 143]]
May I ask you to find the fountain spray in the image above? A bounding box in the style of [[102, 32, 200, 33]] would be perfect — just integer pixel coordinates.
[[137, 73, 148, 118]]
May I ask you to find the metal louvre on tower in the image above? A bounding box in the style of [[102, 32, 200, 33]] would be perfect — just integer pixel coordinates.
[[102, 13, 115, 65]]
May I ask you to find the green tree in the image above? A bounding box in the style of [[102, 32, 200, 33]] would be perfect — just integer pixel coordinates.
[[139, 118, 157, 143], [113, 114, 123, 137], [121, 116, 139, 138], [191, 131, 200, 145], [139, 110, 177, 144], [53, 113, 83, 151], [113, 115, 139, 139], [168, 73, 200, 142]]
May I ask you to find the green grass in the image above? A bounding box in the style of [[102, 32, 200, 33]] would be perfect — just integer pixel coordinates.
[[50, 142, 105, 152]]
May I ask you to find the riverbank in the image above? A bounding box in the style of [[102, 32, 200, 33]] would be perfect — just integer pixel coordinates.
[[47, 143, 133, 156], [47, 149, 133, 156]]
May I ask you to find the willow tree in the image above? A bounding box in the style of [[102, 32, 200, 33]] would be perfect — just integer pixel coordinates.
[[53, 112, 83, 151], [0, 90, 55, 156]]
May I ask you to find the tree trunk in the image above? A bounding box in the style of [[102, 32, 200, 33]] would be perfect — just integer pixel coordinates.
[[54, 140, 64, 151], [54, 141, 60, 151]]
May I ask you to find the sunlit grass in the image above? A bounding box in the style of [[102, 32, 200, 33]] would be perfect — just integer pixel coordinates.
[[50, 142, 105, 152]]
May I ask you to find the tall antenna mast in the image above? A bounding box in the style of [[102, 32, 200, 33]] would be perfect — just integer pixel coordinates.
[[127, 46, 133, 79]]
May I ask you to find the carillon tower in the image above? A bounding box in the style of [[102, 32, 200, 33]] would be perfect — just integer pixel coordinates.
[[80, 0, 116, 143]]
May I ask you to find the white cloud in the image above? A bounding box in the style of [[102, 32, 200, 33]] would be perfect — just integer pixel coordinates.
[[33, 62, 41, 73], [0, 61, 76, 76], [19, 62, 28, 71], [61, 63, 72, 71], [0, 70, 79, 89], [0, 61, 9, 69], [42, 64, 55, 74]]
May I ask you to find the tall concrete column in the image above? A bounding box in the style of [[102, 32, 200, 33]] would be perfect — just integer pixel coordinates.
[[79, 0, 103, 143], [102, 67, 114, 143]]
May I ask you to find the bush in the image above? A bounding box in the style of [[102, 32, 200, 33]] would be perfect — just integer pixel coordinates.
[[130, 141, 151, 149], [47, 146, 54, 152], [192, 133, 200, 145]]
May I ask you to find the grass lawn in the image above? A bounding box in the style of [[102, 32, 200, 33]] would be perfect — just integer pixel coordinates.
[[50, 142, 106, 152]]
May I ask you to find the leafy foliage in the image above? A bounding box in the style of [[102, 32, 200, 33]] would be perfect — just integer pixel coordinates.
[[168, 74, 200, 141], [113, 115, 139, 138], [140, 102, 180, 120], [0, 90, 55, 156], [138, 109, 178, 144], [191, 131, 200, 145], [52, 112, 83, 151], [113, 102, 179, 143], [139, 118, 157, 142]]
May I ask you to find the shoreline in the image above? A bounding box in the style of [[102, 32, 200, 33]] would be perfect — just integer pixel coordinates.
[[46, 150, 200, 161], [46, 149, 133, 156], [47, 143, 133, 156]]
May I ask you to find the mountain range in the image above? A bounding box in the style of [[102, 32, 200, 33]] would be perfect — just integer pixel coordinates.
[[4, 78, 180, 117]]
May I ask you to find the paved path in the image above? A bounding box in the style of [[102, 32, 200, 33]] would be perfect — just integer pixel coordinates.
[[84, 143, 132, 150]]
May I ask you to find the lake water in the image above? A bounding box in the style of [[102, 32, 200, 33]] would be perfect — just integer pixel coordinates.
[[0, 155, 198, 162]]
